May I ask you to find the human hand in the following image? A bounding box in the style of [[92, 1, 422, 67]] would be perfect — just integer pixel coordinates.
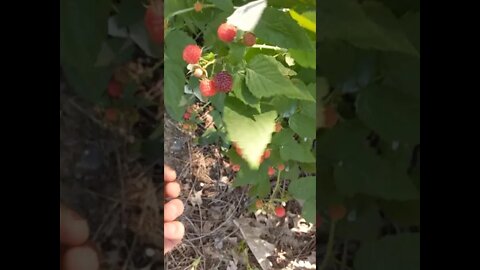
[[164, 165, 185, 254]]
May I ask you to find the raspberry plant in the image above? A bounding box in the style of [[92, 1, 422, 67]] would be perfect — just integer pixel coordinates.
[[165, 0, 317, 223]]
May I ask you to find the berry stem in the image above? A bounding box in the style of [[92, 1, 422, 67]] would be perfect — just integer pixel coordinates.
[[319, 220, 337, 270], [252, 44, 287, 52], [166, 4, 215, 20], [269, 170, 282, 205]]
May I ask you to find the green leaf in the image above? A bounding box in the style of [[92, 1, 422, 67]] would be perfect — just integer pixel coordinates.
[[209, 0, 233, 12], [336, 204, 383, 241], [289, 45, 316, 69], [228, 43, 246, 65], [356, 85, 420, 144], [255, 7, 314, 51], [117, 0, 145, 27], [380, 200, 420, 226], [60, 0, 112, 70], [164, 58, 187, 121], [317, 41, 357, 85], [165, 0, 188, 18], [288, 9, 315, 33], [211, 92, 226, 113], [289, 113, 315, 139], [232, 74, 260, 109], [223, 97, 277, 169], [280, 136, 315, 163], [199, 127, 220, 145], [317, 121, 419, 200], [380, 52, 420, 99], [62, 62, 112, 104], [246, 55, 315, 101], [318, 0, 418, 56], [289, 176, 316, 223], [354, 233, 420, 270]]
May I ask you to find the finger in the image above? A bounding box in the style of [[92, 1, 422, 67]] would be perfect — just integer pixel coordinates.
[[60, 205, 90, 246], [164, 238, 182, 254], [164, 165, 177, 182], [164, 199, 184, 222], [165, 182, 181, 199], [62, 245, 99, 270], [164, 221, 185, 240]]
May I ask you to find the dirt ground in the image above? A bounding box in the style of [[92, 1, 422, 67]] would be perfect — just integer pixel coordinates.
[[60, 66, 316, 270]]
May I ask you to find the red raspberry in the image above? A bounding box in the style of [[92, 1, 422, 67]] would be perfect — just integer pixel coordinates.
[[277, 164, 285, 171], [263, 149, 271, 159], [324, 106, 339, 128], [328, 204, 347, 222], [194, 1, 203, 12], [144, 2, 164, 44], [268, 167, 275, 177], [231, 164, 240, 172], [217, 23, 237, 43], [182, 44, 202, 64], [199, 79, 217, 97], [107, 79, 122, 99], [255, 200, 264, 209], [183, 112, 191, 120], [105, 108, 118, 122], [275, 206, 286, 218], [243, 32, 256, 46], [213, 71, 233, 92], [233, 143, 243, 157]]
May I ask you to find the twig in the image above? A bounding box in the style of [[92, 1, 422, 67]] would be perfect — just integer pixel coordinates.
[[319, 221, 337, 270]]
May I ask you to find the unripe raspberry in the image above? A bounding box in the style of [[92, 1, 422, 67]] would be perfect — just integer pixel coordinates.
[[182, 44, 202, 64], [183, 112, 191, 120], [199, 79, 217, 97], [277, 164, 285, 171], [107, 79, 123, 99], [263, 149, 271, 159], [328, 204, 347, 222], [255, 200, 264, 209], [194, 1, 203, 12], [275, 122, 283, 133], [192, 67, 204, 78], [268, 167, 275, 177], [231, 164, 240, 172], [243, 32, 256, 46], [217, 23, 237, 43]]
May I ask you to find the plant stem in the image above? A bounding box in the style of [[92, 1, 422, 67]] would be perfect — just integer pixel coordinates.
[[166, 4, 215, 20], [269, 170, 282, 205], [252, 44, 287, 52], [319, 221, 337, 270]]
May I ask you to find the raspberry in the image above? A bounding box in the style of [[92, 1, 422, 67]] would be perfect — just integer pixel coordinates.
[[182, 44, 202, 64], [231, 164, 240, 172], [213, 71, 233, 92], [275, 122, 283, 133], [263, 149, 271, 159], [243, 32, 256, 46], [328, 204, 347, 221], [144, 2, 164, 44], [277, 164, 285, 171], [324, 106, 339, 128], [105, 108, 118, 122], [192, 67, 204, 78], [316, 214, 323, 228], [233, 143, 243, 157], [255, 200, 264, 209], [199, 79, 217, 97], [107, 79, 122, 99], [217, 23, 237, 43], [183, 112, 191, 120], [194, 1, 203, 12], [275, 206, 286, 218], [268, 167, 275, 177]]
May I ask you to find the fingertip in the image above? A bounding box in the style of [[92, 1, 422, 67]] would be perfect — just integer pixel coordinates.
[[164, 199, 184, 222], [164, 165, 177, 182], [60, 206, 90, 246], [165, 182, 181, 198], [62, 246, 99, 270], [164, 221, 185, 240]]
